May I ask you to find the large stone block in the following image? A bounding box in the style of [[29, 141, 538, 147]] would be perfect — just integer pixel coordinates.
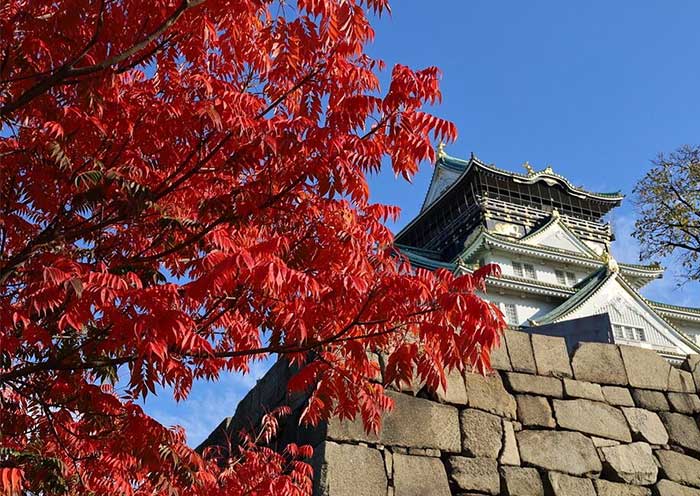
[[448, 456, 500, 495], [602, 386, 634, 407], [460, 408, 502, 458], [500, 466, 543, 496], [505, 330, 537, 374], [659, 411, 700, 453], [500, 420, 520, 466], [571, 342, 628, 385], [667, 392, 700, 414], [464, 371, 517, 419], [516, 430, 601, 477], [656, 449, 700, 488], [435, 369, 468, 405], [564, 378, 605, 402], [392, 453, 451, 496], [621, 407, 668, 445], [531, 333, 573, 378], [547, 472, 596, 496], [490, 337, 512, 371], [553, 398, 632, 442], [313, 442, 387, 496], [683, 354, 700, 393], [593, 479, 651, 496], [600, 442, 658, 485], [327, 391, 460, 452], [655, 479, 700, 496], [620, 345, 676, 391], [631, 389, 670, 412], [505, 372, 563, 397], [670, 368, 697, 394], [516, 394, 555, 428]]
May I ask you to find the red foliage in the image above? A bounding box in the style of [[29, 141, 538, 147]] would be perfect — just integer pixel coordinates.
[[0, 0, 505, 494]]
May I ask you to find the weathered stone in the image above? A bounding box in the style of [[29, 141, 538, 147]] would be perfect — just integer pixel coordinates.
[[531, 333, 572, 378], [547, 472, 596, 496], [505, 331, 536, 374], [593, 479, 651, 496], [460, 409, 502, 458], [500, 421, 520, 466], [659, 411, 700, 453], [602, 386, 634, 406], [553, 398, 632, 442], [327, 391, 460, 452], [464, 371, 517, 419], [384, 451, 393, 477], [313, 442, 387, 496], [407, 447, 439, 457], [516, 430, 601, 477], [670, 368, 697, 394], [393, 453, 451, 496], [655, 479, 700, 496], [591, 436, 620, 447], [656, 449, 700, 488], [668, 392, 700, 414], [515, 394, 555, 428], [622, 407, 669, 445], [564, 378, 605, 402], [435, 369, 468, 405], [620, 345, 674, 391], [600, 442, 658, 485], [490, 338, 512, 371], [501, 466, 543, 496], [505, 372, 563, 398], [632, 389, 670, 411], [683, 354, 700, 394], [571, 342, 628, 385], [448, 456, 499, 495]]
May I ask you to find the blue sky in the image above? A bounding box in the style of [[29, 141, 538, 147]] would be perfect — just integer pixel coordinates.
[[143, 1, 700, 446]]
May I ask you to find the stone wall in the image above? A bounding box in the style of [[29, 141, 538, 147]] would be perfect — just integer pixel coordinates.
[[200, 331, 700, 496]]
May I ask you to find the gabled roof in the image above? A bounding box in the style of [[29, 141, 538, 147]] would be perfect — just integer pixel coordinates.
[[519, 210, 600, 257], [421, 152, 624, 211], [531, 266, 700, 354], [459, 226, 663, 281]]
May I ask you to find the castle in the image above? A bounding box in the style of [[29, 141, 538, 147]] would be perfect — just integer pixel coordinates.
[[395, 148, 700, 360], [201, 150, 700, 496]]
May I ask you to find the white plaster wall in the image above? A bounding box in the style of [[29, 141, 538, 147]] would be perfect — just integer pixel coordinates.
[[483, 291, 559, 326], [485, 250, 588, 287]]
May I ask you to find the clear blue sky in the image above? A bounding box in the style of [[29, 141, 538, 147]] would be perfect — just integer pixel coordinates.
[[143, 1, 700, 446]]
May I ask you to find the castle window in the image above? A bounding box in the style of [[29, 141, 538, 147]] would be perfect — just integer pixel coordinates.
[[501, 303, 518, 325], [612, 324, 646, 342], [556, 270, 577, 285], [523, 263, 537, 280], [512, 261, 524, 277]]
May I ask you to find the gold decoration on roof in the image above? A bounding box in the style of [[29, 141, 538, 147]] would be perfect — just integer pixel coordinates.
[[543, 165, 554, 174], [601, 251, 619, 273], [551, 208, 560, 219], [522, 161, 535, 176], [437, 142, 447, 160]]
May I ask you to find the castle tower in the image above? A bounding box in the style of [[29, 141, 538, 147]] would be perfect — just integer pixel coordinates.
[[395, 150, 700, 360]]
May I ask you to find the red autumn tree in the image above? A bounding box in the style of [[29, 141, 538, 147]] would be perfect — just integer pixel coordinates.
[[0, 1, 505, 494]]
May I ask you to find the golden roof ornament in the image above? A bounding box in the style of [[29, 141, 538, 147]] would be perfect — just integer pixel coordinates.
[[551, 208, 560, 219], [543, 165, 554, 174], [601, 251, 619, 273], [437, 142, 447, 160], [522, 161, 535, 176]]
